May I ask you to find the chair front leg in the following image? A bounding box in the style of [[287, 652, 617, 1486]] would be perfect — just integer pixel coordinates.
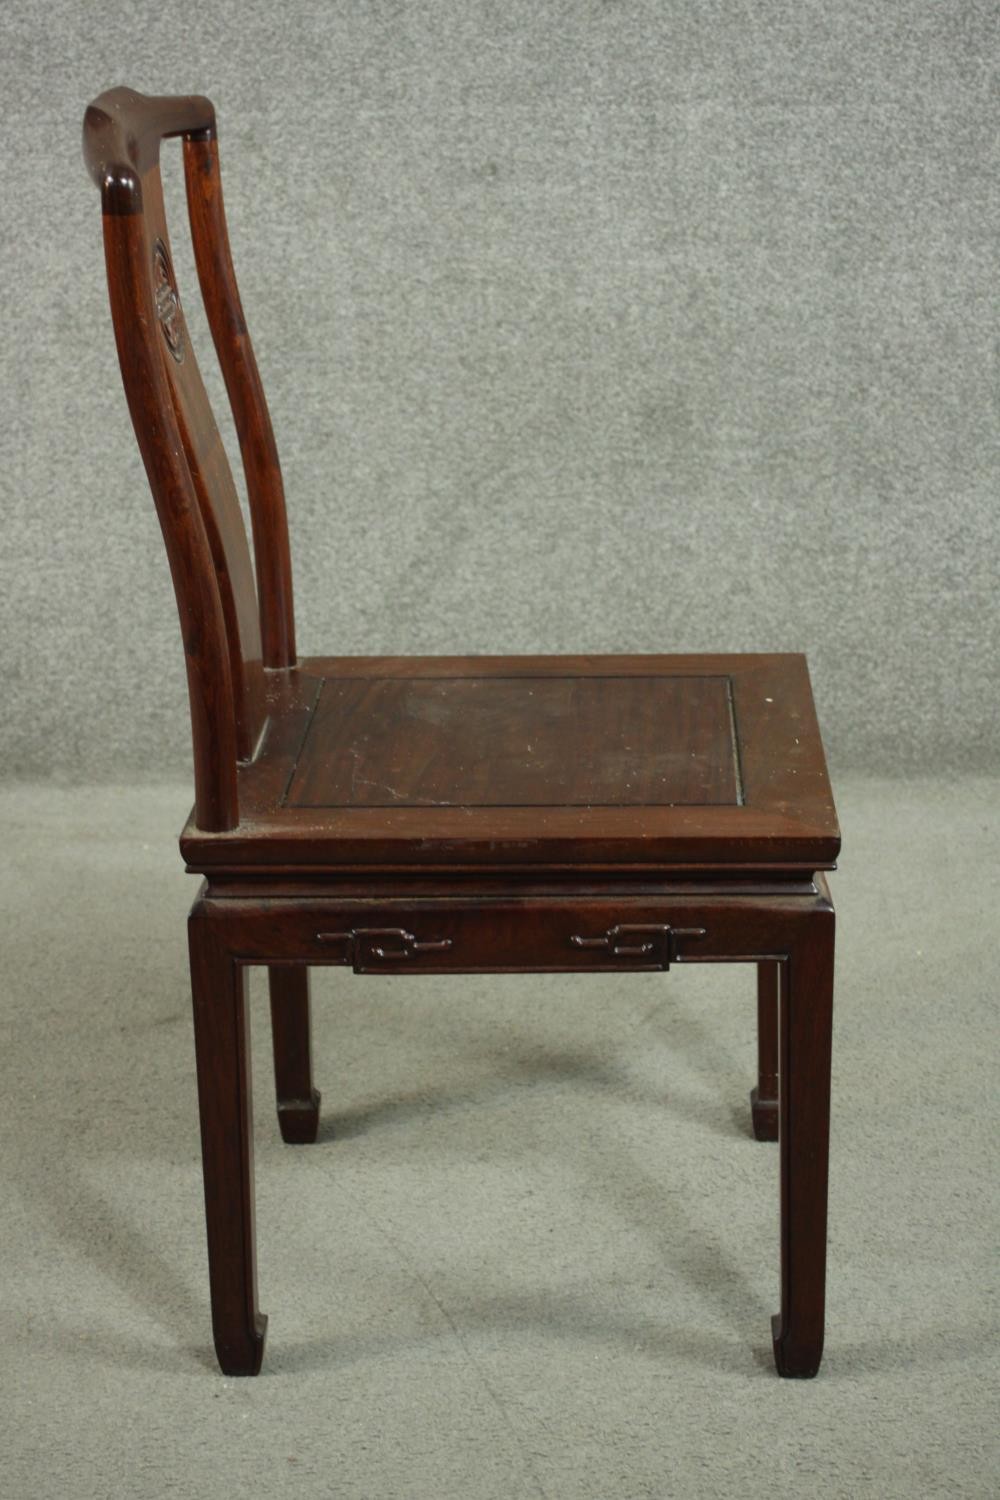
[[772, 902, 835, 1378], [751, 961, 780, 1141], [268, 966, 321, 1143], [189, 901, 266, 1376]]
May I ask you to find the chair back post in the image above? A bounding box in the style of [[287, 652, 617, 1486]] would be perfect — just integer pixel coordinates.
[[184, 133, 296, 669], [99, 182, 240, 831]]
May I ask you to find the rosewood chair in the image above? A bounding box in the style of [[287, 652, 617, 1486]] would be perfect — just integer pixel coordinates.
[[83, 88, 839, 1379]]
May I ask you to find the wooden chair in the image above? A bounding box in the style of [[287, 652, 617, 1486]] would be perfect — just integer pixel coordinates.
[[83, 88, 839, 1379]]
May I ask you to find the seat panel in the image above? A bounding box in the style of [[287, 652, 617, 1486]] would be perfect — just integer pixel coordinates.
[[285, 674, 741, 810]]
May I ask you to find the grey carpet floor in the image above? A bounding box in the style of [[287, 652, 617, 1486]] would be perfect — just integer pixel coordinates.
[[0, 776, 996, 1498]]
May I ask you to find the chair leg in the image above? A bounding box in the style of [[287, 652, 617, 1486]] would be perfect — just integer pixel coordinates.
[[189, 903, 266, 1376], [750, 961, 780, 1141], [268, 966, 321, 1143], [772, 904, 835, 1378]]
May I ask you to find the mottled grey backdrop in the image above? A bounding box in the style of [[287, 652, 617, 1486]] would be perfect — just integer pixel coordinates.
[[3, 1, 997, 780]]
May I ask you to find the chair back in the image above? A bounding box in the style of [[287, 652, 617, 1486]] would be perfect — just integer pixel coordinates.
[[84, 88, 296, 829]]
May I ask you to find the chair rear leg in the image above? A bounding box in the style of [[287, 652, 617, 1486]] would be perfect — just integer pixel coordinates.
[[189, 903, 266, 1375], [269, 967, 321, 1143], [751, 961, 780, 1141]]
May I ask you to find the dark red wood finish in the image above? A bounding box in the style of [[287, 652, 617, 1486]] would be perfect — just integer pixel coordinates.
[[85, 88, 840, 1380]]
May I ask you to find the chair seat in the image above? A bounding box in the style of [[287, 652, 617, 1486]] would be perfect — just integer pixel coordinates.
[[181, 652, 839, 875]]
